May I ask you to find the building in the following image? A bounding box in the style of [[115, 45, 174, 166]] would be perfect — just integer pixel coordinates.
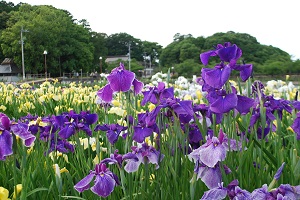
[[0, 58, 22, 82], [105, 55, 129, 63]]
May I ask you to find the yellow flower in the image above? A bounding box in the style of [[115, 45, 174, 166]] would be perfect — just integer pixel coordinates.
[[12, 184, 22, 200], [108, 107, 127, 117], [148, 103, 156, 112], [52, 94, 61, 101], [93, 155, 100, 164], [183, 94, 192, 100], [287, 126, 294, 133], [111, 100, 120, 107], [0, 187, 10, 200], [196, 90, 202, 100], [0, 105, 6, 111]]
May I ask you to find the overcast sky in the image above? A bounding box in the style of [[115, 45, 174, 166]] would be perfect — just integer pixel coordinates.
[[9, 0, 300, 60]]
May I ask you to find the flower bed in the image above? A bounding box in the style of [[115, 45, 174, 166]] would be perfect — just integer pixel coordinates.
[[0, 43, 300, 199]]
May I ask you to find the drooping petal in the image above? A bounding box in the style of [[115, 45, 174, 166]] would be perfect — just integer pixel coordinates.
[[85, 113, 98, 125], [231, 64, 253, 81], [0, 130, 13, 160], [0, 114, 10, 129], [97, 84, 114, 103], [124, 158, 142, 173], [133, 126, 153, 143], [74, 173, 94, 193], [210, 93, 238, 114], [198, 164, 222, 189], [91, 173, 116, 197], [10, 123, 36, 147], [106, 130, 119, 145], [200, 50, 217, 66], [132, 78, 144, 95], [58, 126, 76, 139], [236, 95, 255, 114]]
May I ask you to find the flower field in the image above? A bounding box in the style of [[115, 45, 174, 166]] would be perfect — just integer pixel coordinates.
[[1, 43, 300, 199]]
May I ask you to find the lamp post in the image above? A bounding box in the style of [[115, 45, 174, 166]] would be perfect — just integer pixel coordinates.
[[43, 50, 47, 79], [99, 56, 102, 74], [20, 26, 29, 80]]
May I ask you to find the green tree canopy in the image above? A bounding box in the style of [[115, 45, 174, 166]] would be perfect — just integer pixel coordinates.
[[0, 3, 93, 76]]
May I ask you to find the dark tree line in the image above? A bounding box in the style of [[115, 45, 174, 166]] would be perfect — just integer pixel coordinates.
[[1, 1, 299, 78]]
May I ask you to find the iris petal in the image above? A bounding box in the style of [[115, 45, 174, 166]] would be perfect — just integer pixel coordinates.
[[0, 130, 13, 160], [97, 84, 114, 103], [107, 68, 135, 92], [210, 93, 238, 113], [74, 173, 94, 193], [91, 174, 115, 197]]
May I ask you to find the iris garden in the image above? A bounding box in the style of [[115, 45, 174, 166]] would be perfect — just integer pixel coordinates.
[[0, 43, 300, 199]]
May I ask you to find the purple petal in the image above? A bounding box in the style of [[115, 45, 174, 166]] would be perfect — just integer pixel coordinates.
[[200, 50, 217, 66], [210, 93, 238, 114], [200, 185, 227, 200], [133, 126, 153, 143], [236, 95, 255, 114], [202, 65, 231, 89], [91, 173, 116, 197], [274, 162, 285, 180], [10, 123, 36, 147], [124, 158, 142, 173], [291, 115, 300, 140], [0, 130, 13, 160], [0, 114, 10, 129], [74, 173, 94, 193], [199, 140, 226, 168], [198, 165, 222, 189], [133, 78, 144, 95], [58, 126, 75, 139], [106, 130, 119, 145], [217, 44, 241, 63], [107, 65, 135, 92], [85, 114, 98, 125], [97, 84, 114, 103]]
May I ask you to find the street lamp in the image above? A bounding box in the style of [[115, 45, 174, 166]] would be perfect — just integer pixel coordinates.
[[43, 50, 47, 79], [99, 56, 102, 74], [20, 26, 29, 80]]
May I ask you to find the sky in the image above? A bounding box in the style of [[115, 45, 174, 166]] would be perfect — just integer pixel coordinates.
[[8, 0, 300, 60]]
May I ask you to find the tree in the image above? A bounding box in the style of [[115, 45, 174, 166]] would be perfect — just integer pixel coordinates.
[[0, 4, 94, 76]]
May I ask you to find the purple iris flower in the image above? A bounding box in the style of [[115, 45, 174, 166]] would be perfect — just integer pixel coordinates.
[[46, 137, 75, 155], [100, 150, 125, 168], [188, 147, 222, 189], [133, 108, 160, 143], [0, 113, 36, 160], [198, 129, 227, 168], [74, 163, 120, 197], [94, 124, 127, 145], [55, 111, 98, 139], [107, 63, 135, 92], [97, 63, 144, 103], [123, 143, 164, 173], [141, 82, 174, 106], [200, 42, 242, 66], [231, 63, 253, 82]]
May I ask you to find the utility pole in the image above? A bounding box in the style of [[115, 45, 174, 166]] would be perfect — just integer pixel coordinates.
[[20, 26, 29, 80]]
